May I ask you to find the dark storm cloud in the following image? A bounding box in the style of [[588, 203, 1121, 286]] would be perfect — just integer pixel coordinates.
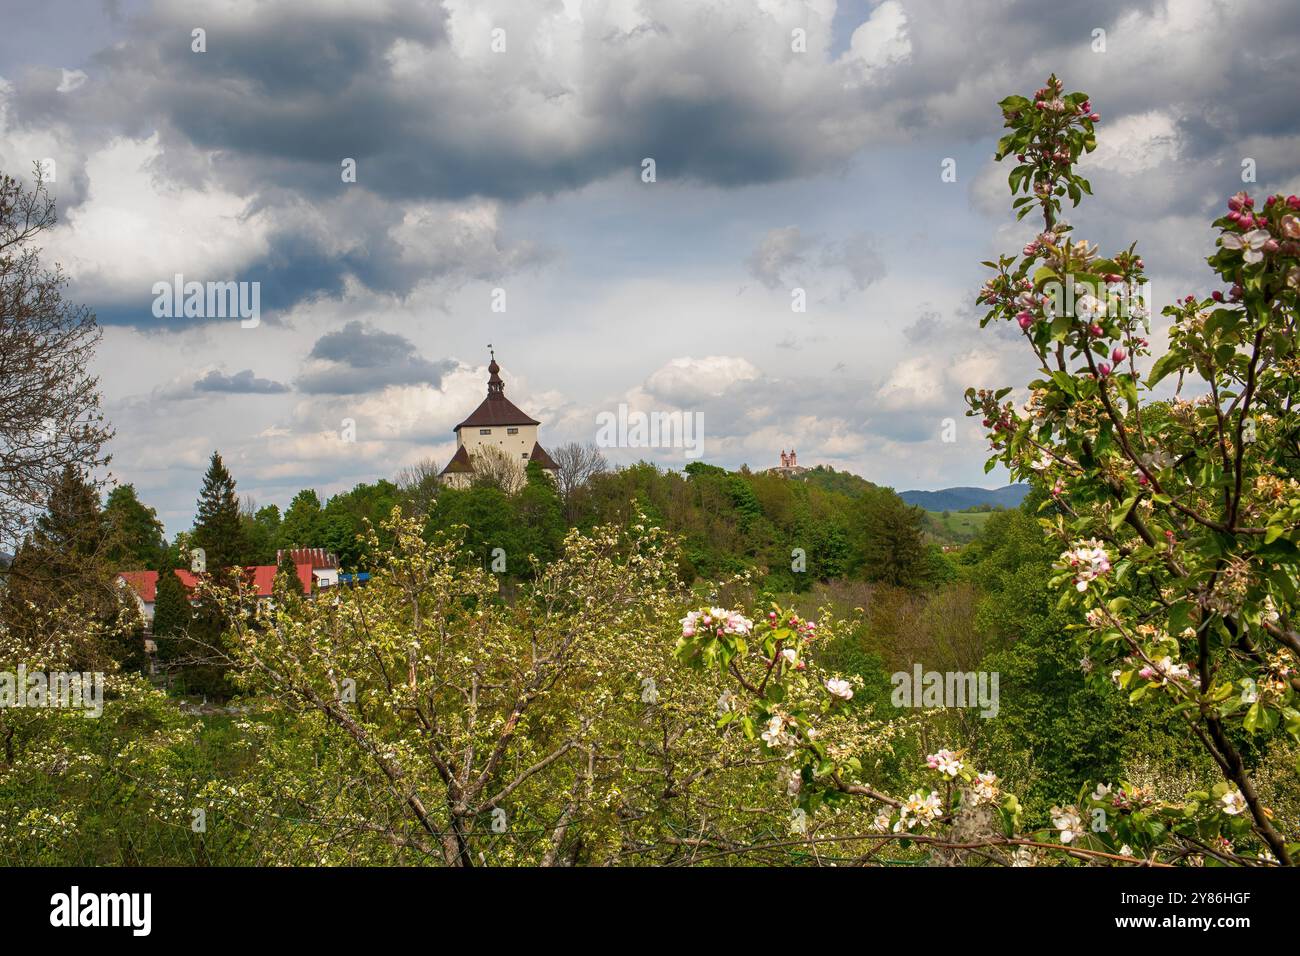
[[6, 0, 1299, 328], [296, 320, 454, 395], [3, 0, 871, 206], [194, 369, 289, 394]]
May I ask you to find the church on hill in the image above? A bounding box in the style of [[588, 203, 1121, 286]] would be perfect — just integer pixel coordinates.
[[439, 350, 559, 489]]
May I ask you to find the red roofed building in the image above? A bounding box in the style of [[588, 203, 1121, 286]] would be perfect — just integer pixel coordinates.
[[440, 350, 559, 489], [276, 548, 340, 588], [116, 563, 312, 623]]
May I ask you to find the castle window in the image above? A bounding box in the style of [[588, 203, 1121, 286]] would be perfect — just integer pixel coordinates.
[[521, 453, 529, 459], [479, 428, 491, 435], [507, 427, 519, 435]]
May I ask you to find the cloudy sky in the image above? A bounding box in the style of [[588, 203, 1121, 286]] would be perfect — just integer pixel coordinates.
[[3, 0, 1298, 534]]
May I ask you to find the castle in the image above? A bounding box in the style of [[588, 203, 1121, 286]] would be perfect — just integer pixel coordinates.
[[769, 449, 808, 477], [439, 350, 558, 488]]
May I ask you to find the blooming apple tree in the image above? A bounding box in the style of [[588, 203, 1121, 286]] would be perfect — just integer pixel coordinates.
[[967, 75, 1299, 865]]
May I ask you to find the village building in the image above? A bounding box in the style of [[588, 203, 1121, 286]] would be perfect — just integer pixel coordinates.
[[116, 562, 315, 624], [277, 547, 340, 589], [439, 350, 559, 488]]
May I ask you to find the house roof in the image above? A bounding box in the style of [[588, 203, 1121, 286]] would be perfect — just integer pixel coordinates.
[[529, 442, 559, 470], [454, 395, 540, 430], [453, 355, 540, 430], [276, 547, 339, 569], [439, 444, 475, 475], [117, 570, 160, 603], [241, 564, 313, 597], [116, 564, 312, 602]]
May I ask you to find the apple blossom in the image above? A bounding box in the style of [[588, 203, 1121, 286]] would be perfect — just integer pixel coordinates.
[[1050, 805, 1084, 843], [1220, 228, 1271, 264], [1220, 790, 1247, 816], [825, 677, 854, 700]]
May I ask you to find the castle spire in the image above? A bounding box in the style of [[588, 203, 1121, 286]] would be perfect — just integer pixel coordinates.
[[487, 346, 504, 397]]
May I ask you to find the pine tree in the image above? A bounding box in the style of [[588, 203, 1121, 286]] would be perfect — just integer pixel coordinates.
[[0, 465, 120, 667], [274, 549, 307, 601], [192, 451, 247, 572], [860, 494, 928, 588], [104, 483, 166, 569], [151, 568, 191, 663]]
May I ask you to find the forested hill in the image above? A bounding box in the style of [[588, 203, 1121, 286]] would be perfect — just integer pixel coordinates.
[[898, 485, 1030, 512]]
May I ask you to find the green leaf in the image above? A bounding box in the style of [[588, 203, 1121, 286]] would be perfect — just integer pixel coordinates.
[[1110, 496, 1137, 531]]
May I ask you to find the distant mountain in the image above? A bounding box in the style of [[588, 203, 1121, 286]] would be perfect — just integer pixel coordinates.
[[899, 485, 1030, 512]]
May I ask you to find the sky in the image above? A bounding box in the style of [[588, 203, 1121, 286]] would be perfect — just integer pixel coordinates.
[[2, 0, 1298, 535]]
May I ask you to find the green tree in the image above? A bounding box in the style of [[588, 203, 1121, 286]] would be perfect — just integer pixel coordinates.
[[103, 484, 165, 569], [242, 503, 282, 564], [192, 452, 247, 572], [0, 465, 130, 668], [513, 460, 566, 570], [150, 568, 191, 664], [966, 74, 1300, 862], [857, 491, 927, 587], [277, 489, 323, 551], [425, 484, 518, 573]]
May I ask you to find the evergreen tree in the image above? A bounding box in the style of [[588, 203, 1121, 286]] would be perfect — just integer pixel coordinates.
[[274, 549, 306, 600], [0, 465, 124, 668], [103, 483, 166, 569], [150, 568, 191, 665], [857, 492, 928, 587], [192, 452, 247, 572]]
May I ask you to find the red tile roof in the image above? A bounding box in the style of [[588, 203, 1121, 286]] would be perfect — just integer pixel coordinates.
[[116, 564, 312, 602], [117, 570, 160, 603]]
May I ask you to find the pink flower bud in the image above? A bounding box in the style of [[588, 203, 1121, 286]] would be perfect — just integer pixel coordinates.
[[1089, 113, 1100, 122], [1017, 311, 1034, 329], [1089, 323, 1104, 337], [1112, 347, 1127, 363], [1098, 362, 1111, 377], [1211, 290, 1224, 302]]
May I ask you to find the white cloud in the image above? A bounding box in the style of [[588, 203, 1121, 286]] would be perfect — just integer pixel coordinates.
[[39, 134, 272, 304], [843, 1, 912, 80]]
